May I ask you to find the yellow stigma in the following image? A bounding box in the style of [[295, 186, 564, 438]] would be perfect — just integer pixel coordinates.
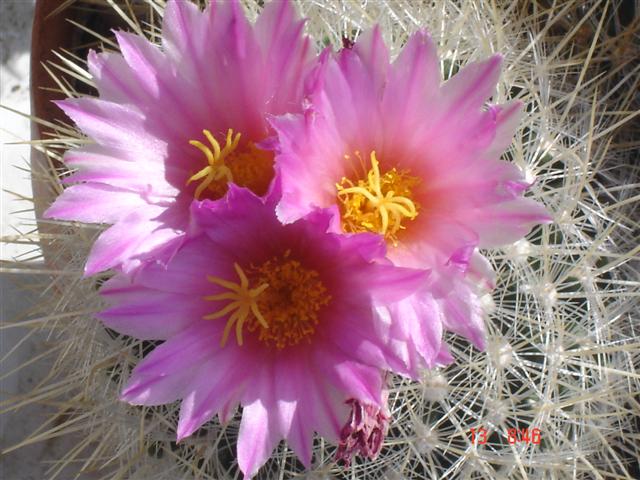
[[336, 151, 421, 244], [187, 129, 273, 200], [204, 251, 330, 349], [204, 263, 269, 347], [187, 129, 240, 200]]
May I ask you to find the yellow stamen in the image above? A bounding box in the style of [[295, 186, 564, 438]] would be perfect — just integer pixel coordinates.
[[187, 128, 274, 200], [203, 251, 330, 349], [336, 151, 421, 245], [249, 251, 330, 349], [205, 263, 269, 347], [187, 128, 241, 200]]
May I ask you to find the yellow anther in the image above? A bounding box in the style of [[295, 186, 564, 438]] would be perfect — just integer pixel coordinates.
[[187, 128, 242, 200], [336, 151, 421, 244], [249, 252, 330, 349], [205, 263, 269, 347], [203, 253, 330, 349]]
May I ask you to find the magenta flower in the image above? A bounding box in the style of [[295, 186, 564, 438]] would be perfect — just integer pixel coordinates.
[[44, 0, 313, 275], [98, 185, 429, 478], [272, 28, 551, 359]]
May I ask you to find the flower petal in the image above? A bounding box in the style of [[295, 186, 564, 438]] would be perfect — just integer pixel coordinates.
[[326, 302, 413, 377], [254, 0, 312, 114], [468, 251, 496, 290], [317, 347, 383, 406], [349, 263, 429, 305], [60, 146, 178, 196], [464, 197, 552, 247], [388, 292, 444, 368], [485, 100, 524, 157], [121, 323, 219, 404], [99, 284, 205, 340], [237, 367, 280, 479], [353, 26, 390, 93], [84, 204, 184, 276], [440, 55, 502, 113], [382, 30, 439, 144], [176, 345, 254, 441], [439, 283, 487, 350], [44, 183, 145, 224], [87, 49, 148, 104], [272, 356, 314, 467], [114, 30, 204, 139], [128, 234, 229, 295], [272, 111, 346, 223], [55, 98, 167, 161]]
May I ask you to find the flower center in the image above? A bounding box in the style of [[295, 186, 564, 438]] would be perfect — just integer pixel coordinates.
[[187, 129, 273, 200], [336, 151, 421, 245], [204, 251, 330, 349]]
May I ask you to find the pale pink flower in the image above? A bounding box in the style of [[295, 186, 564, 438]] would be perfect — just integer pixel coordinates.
[[99, 186, 429, 478], [272, 28, 551, 362], [45, 0, 313, 275]]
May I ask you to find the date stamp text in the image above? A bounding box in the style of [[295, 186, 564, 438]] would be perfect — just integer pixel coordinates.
[[469, 427, 541, 445]]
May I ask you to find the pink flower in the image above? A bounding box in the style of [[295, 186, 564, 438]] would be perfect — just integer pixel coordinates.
[[98, 185, 429, 478], [272, 28, 551, 361], [44, 0, 313, 275]]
